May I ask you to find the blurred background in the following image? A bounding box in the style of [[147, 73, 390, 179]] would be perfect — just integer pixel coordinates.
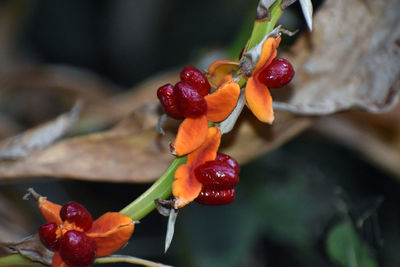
[[0, 0, 399, 266]]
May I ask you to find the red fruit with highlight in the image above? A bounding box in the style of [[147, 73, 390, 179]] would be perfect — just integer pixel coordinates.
[[59, 230, 97, 267], [60, 202, 93, 231], [195, 188, 235, 205], [174, 81, 207, 118], [195, 161, 238, 189], [39, 222, 59, 251], [180, 66, 210, 96], [157, 83, 184, 119], [258, 58, 295, 88], [215, 152, 240, 174]]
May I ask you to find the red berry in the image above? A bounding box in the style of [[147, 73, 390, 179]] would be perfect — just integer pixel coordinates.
[[195, 188, 235, 205], [174, 81, 207, 118], [60, 202, 93, 231], [215, 153, 240, 174], [157, 84, 184, 119], [39, 223, 59, 251], [180, 66, 210, 96], [258, 58, 295, 88], [59, 230, 96, 267], [194, 161, 238, 189]]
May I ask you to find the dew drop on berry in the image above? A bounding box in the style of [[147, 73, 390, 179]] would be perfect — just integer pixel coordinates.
[[258, 58, 295, 88], [195, 161, 238, 189], [59, 230, 97, 267], [157, 83, 184, 119], [215, 152, 240, 174], [60, 202, 93, 231], [39, 222, 59, 251], [174, 81, 207, 118], [195, 188, 236, 205], [180, 66, 210, 96]]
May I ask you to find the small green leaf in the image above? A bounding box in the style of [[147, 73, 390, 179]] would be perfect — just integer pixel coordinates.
[[326, 220, 378, 267]]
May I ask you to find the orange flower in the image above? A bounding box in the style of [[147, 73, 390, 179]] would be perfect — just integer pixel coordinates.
[[172, 127, 221, 208], [36, 195, 134, 267], [207, 36, 281, 124], [171, 78, 240, 156]]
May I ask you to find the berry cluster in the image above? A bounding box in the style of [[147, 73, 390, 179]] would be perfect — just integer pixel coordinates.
[[39, 202, 96, 267], [258, 58, 294, 88], [157, 66, 211, 119], [194, 153, 240, 205]]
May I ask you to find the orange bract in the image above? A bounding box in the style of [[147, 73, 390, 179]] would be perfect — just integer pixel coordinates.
[[86, 212, 134, 257], [245, 76, 274, 123], [206, 60, 240, 88], [205, 80, 240, 122], [245, 36, 280, 123], [171, 80, 239, 156], [172, 127, 221, 208], [51, 252, 67, 267], [36, 197, 134, 267], [172, 116, 208, 156], [38, 197, 63, 225]]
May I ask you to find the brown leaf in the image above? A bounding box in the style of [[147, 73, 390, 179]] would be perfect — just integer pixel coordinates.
[[0, 126, 175, 183], [273, 0, 400, 115], [314, 100, 400, 178], [1, 234, 53, 266], [221, 110, 314, 164], [0, 102, 82, 160]]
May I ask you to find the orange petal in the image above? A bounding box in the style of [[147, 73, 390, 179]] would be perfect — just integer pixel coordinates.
[[206, 60, 240, 88], [51, 252, 72, 267], [86, 212, 134, 257], [245, 76, 274, 123], [172, 116, 208, 156], [187, 127, 221, 166], [172, 164, 201, 209], [38, 197, 62, 225], [253, 36, 281, 74], [205, 81, 240, 122], [172, 127, 221, 208]]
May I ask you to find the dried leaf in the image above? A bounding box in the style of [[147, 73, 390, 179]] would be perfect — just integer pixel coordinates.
[[299, 0, 313, 30], [313, 101, 400, 178], [256, 0, 275, 20], [1, 235, 53, 266], [0, 102, 81, 159], [221, 111, 314, 165], [164, 209, 178, 253], [273, 0, 400, 115], [0, 128, 174, 183]]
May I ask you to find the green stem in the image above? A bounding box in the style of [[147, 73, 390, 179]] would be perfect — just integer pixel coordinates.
[[0, 254, 42, 266], [120, 156, 187, 220], [246, 0, 283, 51]]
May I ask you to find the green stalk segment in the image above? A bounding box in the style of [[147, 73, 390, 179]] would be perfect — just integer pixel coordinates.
[[0, 254, 42, 266], [246, 0, 283, 51], [120, 156, 187, 220]]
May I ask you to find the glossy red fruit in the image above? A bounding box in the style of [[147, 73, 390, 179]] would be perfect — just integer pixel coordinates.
[[194, 161, 238, 189], [215, 152, 240, 174], [174, 81, 207, 118], [59, 230, 97, 267], [195, 188, 235, 205], [180, 66, 210, 96], [39, 222, 59, 251], [157, 83, 184, 119], [258, 58, 295, 88], [60, 202, 93, 231]]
